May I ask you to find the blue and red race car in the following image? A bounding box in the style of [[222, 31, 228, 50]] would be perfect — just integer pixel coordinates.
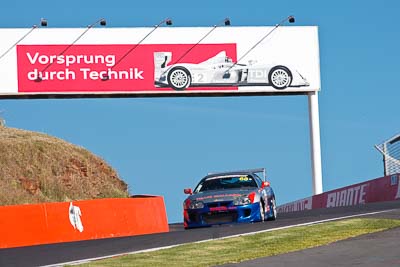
[[183, 168, 277, 229]]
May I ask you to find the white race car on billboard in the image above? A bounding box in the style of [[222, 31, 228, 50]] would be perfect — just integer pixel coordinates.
[[154, 51, 309, 91]]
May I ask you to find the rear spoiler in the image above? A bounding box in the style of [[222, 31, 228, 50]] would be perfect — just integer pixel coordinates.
[[207, 168, 266, 181]]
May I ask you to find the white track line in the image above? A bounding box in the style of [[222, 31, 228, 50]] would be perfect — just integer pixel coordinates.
[[44, 209, 396, 267]]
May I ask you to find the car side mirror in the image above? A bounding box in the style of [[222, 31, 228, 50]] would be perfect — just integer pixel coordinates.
[[184, 188, 193, 195], [261, 181, 270, 189], [223, 72, 230, 79]]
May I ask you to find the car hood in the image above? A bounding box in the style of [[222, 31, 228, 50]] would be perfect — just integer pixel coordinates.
[[188, 188, 257, 203]]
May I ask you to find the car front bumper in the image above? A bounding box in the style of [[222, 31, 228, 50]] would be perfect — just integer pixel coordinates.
[[184, 202, 262, 229]]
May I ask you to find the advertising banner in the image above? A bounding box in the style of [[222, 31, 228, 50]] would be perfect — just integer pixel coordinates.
[[0, 26, 320, 98], [278, 174, 400, 213]]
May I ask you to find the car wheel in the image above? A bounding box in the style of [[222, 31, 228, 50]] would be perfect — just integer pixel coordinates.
[[267, 197, 277, 221], [259, 201, 265, 222], [268, 66, 292, 89], [167, 67, 191, 90]]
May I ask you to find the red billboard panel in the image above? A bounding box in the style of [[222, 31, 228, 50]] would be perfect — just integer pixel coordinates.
[[17, 43, 237, 93]]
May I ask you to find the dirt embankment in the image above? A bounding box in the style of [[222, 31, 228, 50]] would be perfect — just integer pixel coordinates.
[[0, 126, 129, 205]]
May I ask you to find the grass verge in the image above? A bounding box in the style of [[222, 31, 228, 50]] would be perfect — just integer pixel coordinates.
[[74, 218, 400, 267]]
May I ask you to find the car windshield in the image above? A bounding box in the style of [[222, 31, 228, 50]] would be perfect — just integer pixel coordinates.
[[194, 175, 257, 193]]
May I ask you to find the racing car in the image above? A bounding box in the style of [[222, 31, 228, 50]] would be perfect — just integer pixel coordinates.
[[154, 51, 309, 91], [183, 168, 277, 229]]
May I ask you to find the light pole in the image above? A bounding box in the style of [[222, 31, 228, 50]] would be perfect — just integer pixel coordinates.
[[171, 18, 231, 65], [101, 18, 173, 81], [224, 16, 295, 76], [0, 18, 47, 61], [35, 18, 106, 82]]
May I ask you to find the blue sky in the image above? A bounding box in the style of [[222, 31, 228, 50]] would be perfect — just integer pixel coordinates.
[[1, 0, 399, 223]]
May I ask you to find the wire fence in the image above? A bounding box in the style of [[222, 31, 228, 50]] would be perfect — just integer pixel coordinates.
[[375, 133, 400, 176], [0, 111, 5, 127]]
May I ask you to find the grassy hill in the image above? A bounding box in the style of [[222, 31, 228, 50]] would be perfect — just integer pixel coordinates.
[[0, 126, 129, 206]]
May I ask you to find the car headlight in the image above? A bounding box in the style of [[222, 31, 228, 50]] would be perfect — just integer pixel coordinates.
[[187, 200, 204, 209], [233, 195, 251, 206]]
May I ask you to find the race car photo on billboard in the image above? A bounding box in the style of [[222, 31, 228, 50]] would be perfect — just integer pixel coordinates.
[[154, 51, 309, 91], [183, 168, 277, 229]]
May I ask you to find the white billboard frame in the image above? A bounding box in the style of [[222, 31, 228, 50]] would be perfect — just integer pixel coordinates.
[[0, 22, 323, 195], [0, 25, 320, 97]]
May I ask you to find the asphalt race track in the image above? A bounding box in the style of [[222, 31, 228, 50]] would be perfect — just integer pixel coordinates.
[[220, 208, 400, 267], [1, 200, 400, 267]]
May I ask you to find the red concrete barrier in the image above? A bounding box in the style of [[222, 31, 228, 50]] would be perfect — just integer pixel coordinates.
[[278, 173, 400, 213], [0, 196, 169, 249]]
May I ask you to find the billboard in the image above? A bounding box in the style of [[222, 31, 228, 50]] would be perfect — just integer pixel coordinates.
[[0, 26, 320, 98], [278, 174, 400, 213]]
